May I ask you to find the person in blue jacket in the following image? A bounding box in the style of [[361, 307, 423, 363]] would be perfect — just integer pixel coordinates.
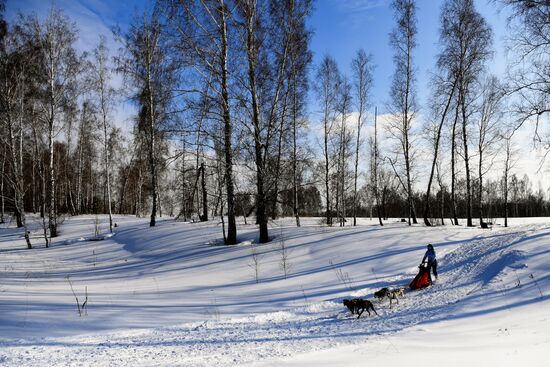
[[421, 244, 438, 280]]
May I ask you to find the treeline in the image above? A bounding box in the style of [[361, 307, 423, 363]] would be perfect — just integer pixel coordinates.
[[0, 0, 548, 249]]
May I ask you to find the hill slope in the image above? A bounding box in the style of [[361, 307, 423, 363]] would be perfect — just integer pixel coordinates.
[[0, 216, 548, 366]]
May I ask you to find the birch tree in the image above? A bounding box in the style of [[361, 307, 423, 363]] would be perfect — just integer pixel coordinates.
[[0, 0, 5, 225], [287, 0, 312, 228], [388, 0, 418, 225], [315, 55, 340, 226], [372, 107, 383, 226], [501, 128, 518, 227], [89, 36, 115, 232], [440, 0, 492, 227], [115, 10, 173, 227], [476, 75, 503, 226], [423, 73, 457, 226], [351, 49, 373, 226], [0, 20, 35, 248], [238, 0, 274, 243], [497, 0, 549, 131], [335, 76, 352, 227], [161, 0, 238, 244], [34, 7, 81, 238]]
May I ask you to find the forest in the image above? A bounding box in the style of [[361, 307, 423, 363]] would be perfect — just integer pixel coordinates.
[[1, 0, 549, 249]]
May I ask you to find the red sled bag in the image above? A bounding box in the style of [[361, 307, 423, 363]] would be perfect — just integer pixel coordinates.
[[409, 264, 432, 290]]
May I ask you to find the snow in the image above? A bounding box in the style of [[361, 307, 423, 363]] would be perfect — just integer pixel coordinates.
[[0, 215, 549, 366]]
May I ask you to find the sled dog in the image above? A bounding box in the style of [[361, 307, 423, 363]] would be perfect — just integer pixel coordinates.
[[343, 298, 378, 319], [374, 287, 389, 299], [387, 288, 405, 307]]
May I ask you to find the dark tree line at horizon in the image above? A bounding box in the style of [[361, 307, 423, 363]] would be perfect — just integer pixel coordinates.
[[0, 0, 548, 249]]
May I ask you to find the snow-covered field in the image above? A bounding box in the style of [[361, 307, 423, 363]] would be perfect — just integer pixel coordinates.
[[1, 215, 549, 366]]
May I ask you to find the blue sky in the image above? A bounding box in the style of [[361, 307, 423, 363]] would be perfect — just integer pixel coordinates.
[[5, 0, 510, 110], [308, 0, 509, 110]]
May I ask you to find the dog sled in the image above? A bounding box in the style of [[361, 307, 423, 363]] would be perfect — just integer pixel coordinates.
[[409, 263, 432, 290]]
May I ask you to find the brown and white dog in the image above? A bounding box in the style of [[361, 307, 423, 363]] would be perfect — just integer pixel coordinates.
[[343, 298, 378, 319], [387, 288, 406, 307]]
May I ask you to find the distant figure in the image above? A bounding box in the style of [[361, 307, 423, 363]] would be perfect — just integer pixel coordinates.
[[421, 244, 438, 281]]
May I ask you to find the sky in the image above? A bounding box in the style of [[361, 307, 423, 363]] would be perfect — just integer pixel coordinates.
[[308, 0, 509, 107], [4, 0, 548, 192], [4, 0, 510, 108]]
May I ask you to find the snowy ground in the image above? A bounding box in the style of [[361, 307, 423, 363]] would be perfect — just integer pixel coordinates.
[[0, 215, 549, 366]]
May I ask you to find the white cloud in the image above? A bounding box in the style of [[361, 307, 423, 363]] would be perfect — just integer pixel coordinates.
[[327, 0, 388, 29], [329, 0, 388, 13]]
